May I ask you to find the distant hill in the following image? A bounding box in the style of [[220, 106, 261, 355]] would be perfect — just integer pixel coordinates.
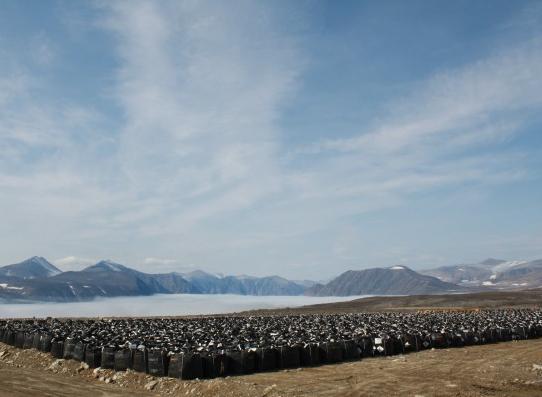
[[421, 258, 542, 289], [0, 257, 308, 302], [420, 265, 493, 286], [305, 266, 463, 296], [176, 270, 305, 296], [0, 256, 61, 279]]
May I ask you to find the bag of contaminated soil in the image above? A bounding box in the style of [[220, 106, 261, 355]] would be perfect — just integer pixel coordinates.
[[40, 334, 52, 352], [201, 351, 227, 378], [73, 342, 86, 362], [257, 347, 278, 371], [321, 341, 343, 363], [51, 340, 64, 359], [278, 345, 301, 369], [300, 343, 319, 367], [356, 336, 373, 357], [132, 349, 147, 373], [430, 333, 448, 348], [5, 330, 15, 346], [23, 333, 33, 349], [84, 346, 102, 368], [32, 333, 41, 350], [15, 331, 25, 348], [114, 348, 132, 371], [63, 338, 76, 359], [147, 349, 168, 376], [241, 349, 258, 374], [101, 346, 116, 369], [373, 336, 392, 356], [168, 352, 203, 380], [342, 339, 360, 361], [225, 350, 243, 375]]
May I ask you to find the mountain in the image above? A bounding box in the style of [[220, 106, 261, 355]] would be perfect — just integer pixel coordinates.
[[151, 273, 200, 294], [224, 275, 305, 296], [493, 259, 542, 287], [0, 257, 309, 302], [51, 260, 170, 297], [0, 256, 61, 279], [180, 271, 305, 295], [305, 266, 463, 296], [420, 264, 493, 286], [421, 258, 542, 289]]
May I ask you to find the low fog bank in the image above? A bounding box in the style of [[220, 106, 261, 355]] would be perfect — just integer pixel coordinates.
[[0, 294, 368, 318]]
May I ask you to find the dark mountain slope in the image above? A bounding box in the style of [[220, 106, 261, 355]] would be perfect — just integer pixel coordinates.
[[306, 266, 462, 296]]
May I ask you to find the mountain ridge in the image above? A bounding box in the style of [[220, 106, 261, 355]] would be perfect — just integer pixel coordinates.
[[420, 258, 542, 288], [0, 256, 62, 279], [2, 256, 541, 302], [0, 257, 307, 302], [305, 265, 463, 296]]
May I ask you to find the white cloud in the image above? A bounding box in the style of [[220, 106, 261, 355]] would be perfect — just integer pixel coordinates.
[[54, 256, 96, 271], [142, 258, 196, 273], [0, 2, 541, 277]]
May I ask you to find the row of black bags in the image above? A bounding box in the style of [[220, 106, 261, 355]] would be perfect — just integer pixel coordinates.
[[2, 323, 541, 380]]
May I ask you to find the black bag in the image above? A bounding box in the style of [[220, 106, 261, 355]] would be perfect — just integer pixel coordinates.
[[278, 345, 300, 369], [132, 349, 147, 373], [23, 333, 34, 349], [357, 337, 373, 357], [168, 352, 203, 380], [258, 347, 278, 371], [430, 333, 447, 348], [147, 349, 168, 376], [225, 350, 243, 375], [32, 333, 41, 350], [5, 330, 15, 346], [321, 341, 343, 363], [300, 343, 320, 367], [201, 352, 227, 378], [51, 340, 64, 359], [101, 346, 116, 369], [40, 335, 52, 352], [114, 349, 132, 371], [342, 340, 360, 360], [63, 338, 76, 359], [241, 349, 258, 374], [84, 346, 102, 368], [73, 342, 86, 362], [15, 332, 25, 348]]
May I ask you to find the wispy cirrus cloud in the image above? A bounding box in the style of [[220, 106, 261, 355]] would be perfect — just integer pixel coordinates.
[[0, 1, 541, 277]]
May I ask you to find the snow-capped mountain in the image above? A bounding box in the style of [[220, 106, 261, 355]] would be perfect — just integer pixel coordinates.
[[0, 257, 308, 302], [0, 256, 62, 279], [305, 265, 463, 296], [421, 258, 542, 289]]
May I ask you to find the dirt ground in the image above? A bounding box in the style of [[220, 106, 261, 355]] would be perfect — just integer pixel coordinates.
[[1, 339, 542, 397]]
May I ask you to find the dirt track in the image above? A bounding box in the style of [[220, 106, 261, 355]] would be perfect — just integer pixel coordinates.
[[1, 339, 542, 396]]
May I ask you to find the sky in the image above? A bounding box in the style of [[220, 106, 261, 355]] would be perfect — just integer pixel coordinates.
[[0, 0, 541, 279]]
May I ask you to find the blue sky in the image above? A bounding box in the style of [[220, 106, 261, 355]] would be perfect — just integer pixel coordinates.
[[1, 0, 541, 278]]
